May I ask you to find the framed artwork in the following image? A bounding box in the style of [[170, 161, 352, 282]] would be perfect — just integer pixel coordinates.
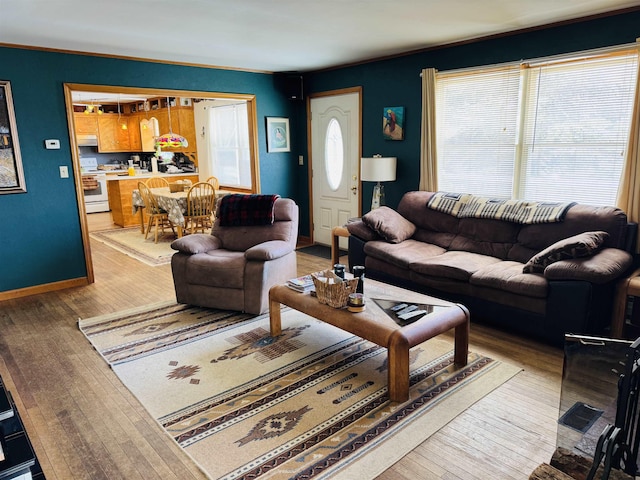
[[383, 106, 405, 141], [266, 117, 290, 152], [0, 80, 26, 194]]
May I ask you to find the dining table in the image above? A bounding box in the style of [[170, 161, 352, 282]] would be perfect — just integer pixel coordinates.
[[132, 186, 232, 237]]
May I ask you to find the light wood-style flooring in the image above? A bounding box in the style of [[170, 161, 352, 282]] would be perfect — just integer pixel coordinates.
[[0, 212, 563, 479]]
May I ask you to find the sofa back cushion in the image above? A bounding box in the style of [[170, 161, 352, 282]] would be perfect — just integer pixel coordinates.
[[212, 198, 299, 252], [398, 191, 459, 249], [397, 191, 630, 263], [449, 218, 519, 259], [509, 204, 629, 263]]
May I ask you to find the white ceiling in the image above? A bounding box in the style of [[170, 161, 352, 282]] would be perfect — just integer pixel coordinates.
[[2, 0, 639, 72]]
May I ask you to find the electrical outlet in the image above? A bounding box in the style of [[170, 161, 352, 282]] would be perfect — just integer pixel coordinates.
[[59, 166, 69, 178]]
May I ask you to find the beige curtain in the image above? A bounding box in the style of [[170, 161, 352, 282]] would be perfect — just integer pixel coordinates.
[[419, 68, 438, 191], [616, 41, 640, 251]]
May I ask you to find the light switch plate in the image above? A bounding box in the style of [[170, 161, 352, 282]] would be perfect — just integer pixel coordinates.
[[45, 139, 60, 149], [59, 166, 69, 178], [298, 155, 304, 165]]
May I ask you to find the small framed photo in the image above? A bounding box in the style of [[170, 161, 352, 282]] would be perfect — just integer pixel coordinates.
[[0, 80, 26, 194], [266, 117, 290, 153], [383, 106, 405, 141]]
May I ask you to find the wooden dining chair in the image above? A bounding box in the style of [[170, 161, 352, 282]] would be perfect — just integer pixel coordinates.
[[145, 176, 170, 189], [205, 176, 220, 189], [184, 182, 217, 234], [138, 181, 175, 243]]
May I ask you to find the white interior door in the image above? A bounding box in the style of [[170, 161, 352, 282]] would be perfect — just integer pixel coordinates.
[[310, 92, 360, 247]]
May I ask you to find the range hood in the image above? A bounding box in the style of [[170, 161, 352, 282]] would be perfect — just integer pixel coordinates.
[[77, 134, 98, 147]]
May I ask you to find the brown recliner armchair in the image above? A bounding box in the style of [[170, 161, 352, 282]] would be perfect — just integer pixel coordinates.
[[170, 196, 298, 314]]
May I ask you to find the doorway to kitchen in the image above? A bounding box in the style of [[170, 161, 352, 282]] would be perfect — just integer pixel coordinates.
[[64, 84, 260, 283]]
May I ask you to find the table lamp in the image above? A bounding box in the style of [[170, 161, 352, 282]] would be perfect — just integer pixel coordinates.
[[361, 155, 397, 209]]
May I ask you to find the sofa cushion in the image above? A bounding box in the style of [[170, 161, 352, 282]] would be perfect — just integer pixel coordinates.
[[398, 191, 460, 239], [364, 239, 446, 269], [523, 231, 609, 273], [362, 206, 416, 243], [516, 204, 629, 253], [184, 250, 246, 288], [543, 248, 633, 284], [470, 261, 548, 298], [410, 251, 502, 281], [449, 217, 519, 259]]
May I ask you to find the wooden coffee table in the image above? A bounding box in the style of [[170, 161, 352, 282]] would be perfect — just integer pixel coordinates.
[[269, 279, 469, 402]]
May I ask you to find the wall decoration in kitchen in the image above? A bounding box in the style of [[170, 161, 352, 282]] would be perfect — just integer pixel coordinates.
[[382, 106, 404, 141], [266, 117, 290, 153], [0, 80, 26, 194]]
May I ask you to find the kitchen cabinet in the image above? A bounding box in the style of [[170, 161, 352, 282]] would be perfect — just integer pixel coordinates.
[[128, 113, 142, 152], [73, 100, 197, 156], [152, 109, 170, 140], [176, 107, 197, 153], [73, 112, 98, 135], [98, 115, 130, 152]]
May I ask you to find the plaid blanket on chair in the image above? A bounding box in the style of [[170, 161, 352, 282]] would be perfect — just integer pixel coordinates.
[[218, 194, 280, 226]]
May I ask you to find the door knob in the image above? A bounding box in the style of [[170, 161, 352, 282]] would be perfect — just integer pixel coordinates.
[[351, 186, 357, 195]]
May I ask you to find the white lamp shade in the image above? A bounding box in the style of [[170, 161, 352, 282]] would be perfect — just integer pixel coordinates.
[[361, 156, 397, 182]]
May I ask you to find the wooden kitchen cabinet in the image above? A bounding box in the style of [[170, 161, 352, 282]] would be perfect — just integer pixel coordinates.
[[98, 115, 130, 152], [128, 113, 142, 151], [152, 109, 170, 139], [73, 112, 98, 135], [176, 107, 197, 152]]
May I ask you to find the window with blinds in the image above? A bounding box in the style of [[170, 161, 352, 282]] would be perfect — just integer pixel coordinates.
[[209, 103, 251, 188], [435, 48, 638, 205]]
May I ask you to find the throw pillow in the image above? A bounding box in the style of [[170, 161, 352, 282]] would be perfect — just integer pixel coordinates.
[[362, 206, 416, 244], [522, 231, 609, 274]]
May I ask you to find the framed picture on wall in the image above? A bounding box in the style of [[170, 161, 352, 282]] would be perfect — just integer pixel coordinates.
[[383, 106, 405, 141], [0, 80, 26, 194], [266, 117, 291, 152]]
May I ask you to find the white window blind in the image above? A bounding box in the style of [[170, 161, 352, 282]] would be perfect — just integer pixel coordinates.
[[209, 103, 251, 188], [435, 48, 638, 205]]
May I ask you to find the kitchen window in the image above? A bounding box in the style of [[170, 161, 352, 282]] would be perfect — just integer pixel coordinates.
[[208, 102, 251, 189], [434, 46, 638, 206]]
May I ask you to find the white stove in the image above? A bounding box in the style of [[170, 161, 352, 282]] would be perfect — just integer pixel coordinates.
[[80, 158, 110, 213]]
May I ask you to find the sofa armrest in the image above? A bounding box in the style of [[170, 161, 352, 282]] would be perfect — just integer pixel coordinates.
[[543, 248, 633, 284], [245, 240, 293, 261], [171, 234, 221, 254], [345, 219, 380, 242]]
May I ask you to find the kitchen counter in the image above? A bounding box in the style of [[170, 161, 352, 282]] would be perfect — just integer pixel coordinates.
[[106, 172, 199, 180], [107, 173, 200, 227]]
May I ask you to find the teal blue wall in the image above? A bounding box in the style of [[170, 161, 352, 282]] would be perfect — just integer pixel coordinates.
[[304, 9, 640, 213], [0, 47, 300, 292], [3, 9, 640, 294]]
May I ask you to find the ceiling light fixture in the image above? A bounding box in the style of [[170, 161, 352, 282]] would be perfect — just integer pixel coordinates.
[[155, 97, 188, 148]]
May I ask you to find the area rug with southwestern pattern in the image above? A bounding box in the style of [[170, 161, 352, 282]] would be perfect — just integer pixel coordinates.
[[78, 301, 521, 480], [90, 227, 175, 266]]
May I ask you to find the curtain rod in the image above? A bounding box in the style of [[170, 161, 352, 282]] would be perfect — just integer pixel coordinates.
[[419, 41, 639, 76]]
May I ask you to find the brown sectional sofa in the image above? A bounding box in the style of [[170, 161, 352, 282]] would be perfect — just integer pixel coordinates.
[[347, 191, 637, 344]]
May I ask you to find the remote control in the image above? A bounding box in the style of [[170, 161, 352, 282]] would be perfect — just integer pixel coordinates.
[[398, 309, 426, 321], [396, 305, 418, 316], [390, 303, 408, 312]]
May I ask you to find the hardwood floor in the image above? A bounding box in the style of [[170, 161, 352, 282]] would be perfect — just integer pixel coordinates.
[[0, 212, 563, 479]]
